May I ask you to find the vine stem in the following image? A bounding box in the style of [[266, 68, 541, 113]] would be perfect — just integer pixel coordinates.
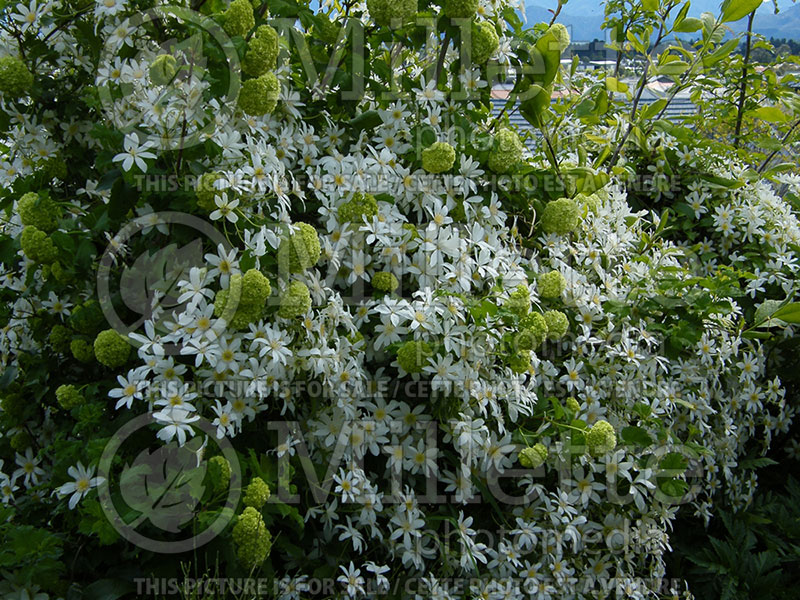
[[733, 10, 756, 149]]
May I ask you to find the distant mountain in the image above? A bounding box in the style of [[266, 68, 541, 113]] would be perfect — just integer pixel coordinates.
[[524, 0, 800, 42]]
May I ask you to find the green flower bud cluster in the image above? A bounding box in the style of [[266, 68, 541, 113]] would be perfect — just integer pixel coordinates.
[[222, 0, 255, 37], [232, 507, 272, 569], [338, 192, 378, 223], [488, 128, 524, 174], [515, 309, 569, 351], [0, 393, 26, 421], [0, 56, 34, 98], [149, 54, 178, 85], [238, 72, 280, 115], [548, 23, 570, 53], [507, 350, 531, 374], [214, 269, 272, 329], [49, 261, 70, 283], [586, 420, 616, 456], [518, 443, 548, 468], [471, 21, 499, 64], [243, 25, 279, 77], [372, 271, 399, 293], [18, 192, 61, 232], [537, 270, 565, 299], [196, 172, 222, 212], [44, 156, 68, 181], [540, 197, 581, 235], [543, 309, 569, 339], [278, 280, 311, 319], [443, 0, 479, 19], [396, 340, 433, 374], [208, 456, 231, 492], [565, 397, 580, 414], [242, 477, 271, 508], [504, 284, 531, 317], [579, 192, 602, 215], [366, 0, 417, 26], [49, 325, 72, 353], [70, 300, 105, 336], [93, 329, 130, 368], [421, 141, 456, 174], [56, 384, 85, 410], [70, 339, 95, 363], [516, 312, 547, 350], [277, 222, 321, 274], [20, 226, 59, 264], [10, 430, 32, 451]]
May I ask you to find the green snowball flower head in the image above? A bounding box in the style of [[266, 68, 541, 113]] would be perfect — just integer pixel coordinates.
[[243, 477, 271, 508], [49, 325, 71, 353], [56, 384, 85, 410], [93, 329, 131, 368], [543, 310, 568, 340], [243, 25, 279, 76], [517, 311, 547, 350], [238, 72, 280, 115], [208, 456, 231, 492], [20, 226, 59, 264], [580, 192, 601, 215], [372, 271, 399, 293], [538, 270, 565, 299], [472, 21, 499, 64], [367, 0, 417, 26], [421, 141, 456, 174], [504, 284, 530, 317], [50, 261, 70, 283], [196, 172, 221, 212], [18, 192, 60, 232], [488, 128, 524, 174], [10, 431, 32, 451], [149, 54, 178, 85], [70, 300, 105, 335], [232, 507, 272, 570], [0, 56, 33, 98], [586, 420, 617, 456], [223, 0, 255, 37], [548, 23, 571, 53], [565, 397, 580, 413], [540, 197, 581, 235], [519, 443, 548, 468], [338, 192, 378, 223], [215, 269, 271, 329], [277, 222, 321, 274], [70, 339, 94, 363], [443, 0, 479, 19], [278, 281, 311, 319], [508, 350, 531, 374], [396, 340, 433, 374], [0, 393, 25, 421]]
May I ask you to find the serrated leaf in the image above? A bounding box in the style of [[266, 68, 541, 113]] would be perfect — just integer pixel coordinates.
[[749, 106, 790, 123]]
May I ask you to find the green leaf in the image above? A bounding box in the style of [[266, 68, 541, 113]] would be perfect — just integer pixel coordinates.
[[772, 302, 800, 324], [349, 110, 382, 136], [659, 452, 689, 472], [621, 426, 653, 448], [674, 17, 703, 32], [749, 106, 790, 123], [642, 0, 658, 10], [720, 0, 762, 23]]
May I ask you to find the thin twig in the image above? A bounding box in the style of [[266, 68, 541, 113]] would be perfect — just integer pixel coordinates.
[[757, 119, 800, 174], [733, 11, 756, 148], [435, 31, 451, 85]]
